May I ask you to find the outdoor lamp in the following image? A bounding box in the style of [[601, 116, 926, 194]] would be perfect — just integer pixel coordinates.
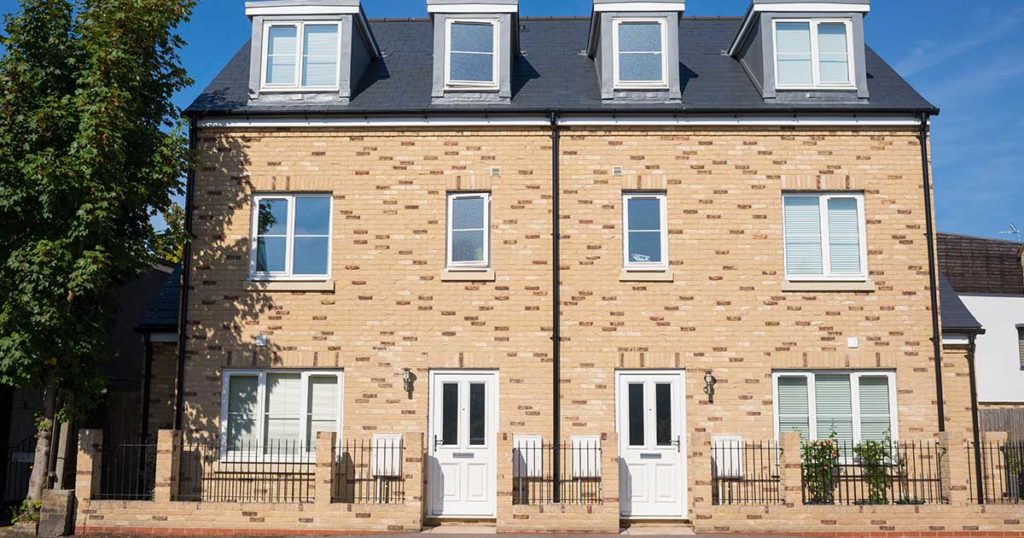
[[704, 371, 717, 403]]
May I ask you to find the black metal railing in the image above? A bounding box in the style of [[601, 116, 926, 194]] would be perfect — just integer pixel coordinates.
[[711, 440, 783, 505], [512, 441, 602, 505], [968, 441, 1024, 504], [1, 437, 35, 505], [176, 438, 315, 503], [332, 438, 405, 504], [801, 440, 946, 505], [96, 438, 157, 501]]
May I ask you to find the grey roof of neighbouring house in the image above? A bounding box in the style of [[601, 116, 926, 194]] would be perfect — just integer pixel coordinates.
[[939, 276, 983, 334], [185, 17, 937, 116], [136, 267, 181, 333], [938, 233, 1024, 296]]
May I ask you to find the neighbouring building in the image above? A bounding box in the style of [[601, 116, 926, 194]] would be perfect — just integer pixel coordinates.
[[72, 0, 1024, 535]]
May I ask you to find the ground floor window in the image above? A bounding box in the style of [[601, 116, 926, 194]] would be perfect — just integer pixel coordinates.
[[221, 370, 342, 454], [773, 371, 896, 447]]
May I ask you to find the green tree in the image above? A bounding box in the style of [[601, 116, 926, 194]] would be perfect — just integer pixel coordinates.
[[152, 202, 187, 263], [0, 0, 194, 505]]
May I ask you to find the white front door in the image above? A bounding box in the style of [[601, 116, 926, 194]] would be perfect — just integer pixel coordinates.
[[617, 371, 687, 519], [427, 371, 498, 517]]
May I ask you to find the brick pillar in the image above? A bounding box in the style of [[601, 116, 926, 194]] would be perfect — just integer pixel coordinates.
[[403, 431, 425, 531], [495, 432, 514, 531], [689, 432, 712, 522], [75, 429, 102, 502], [936, 431, 970, 505], [779, 431, 803, 507], [154, 430, 181, 503], [315, 431, 337, 505], [602, 432, 620, 509]]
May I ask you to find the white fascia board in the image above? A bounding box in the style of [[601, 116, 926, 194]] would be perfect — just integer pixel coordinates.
[[427, 4, 519, 13], [752, 3, 870, 13], [593, 2, 685, 12], [941, 334, 972, 346], [246, 5, 360, 16]]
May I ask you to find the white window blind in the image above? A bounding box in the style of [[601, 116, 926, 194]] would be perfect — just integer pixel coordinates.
[[774, 372, 896, 449], [783, 196, 823, 276], [266, 26, 298, 85], [858, 376, 892, 443], [776, 376, 810, 441], [827, 197, 862, 274], [774, 19, 854, 89], [817, 22, 850, 84], [775, 22, 813, 87], [307, 376, 339, 447], [1018, 327, 1024, 370], [302, 24, 339, 88], [263, 22, 340, 90], [783, 193, 865, 280], [814, 374, 853, 448], [265, 373, 302, 447]]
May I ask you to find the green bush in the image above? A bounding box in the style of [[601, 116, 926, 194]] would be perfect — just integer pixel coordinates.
[[802, 433, 839, 504], [853, 433, 893, 505]]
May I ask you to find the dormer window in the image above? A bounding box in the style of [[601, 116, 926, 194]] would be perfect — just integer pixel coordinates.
[[262, 22, 341, 91], [774, 19, 854, 89], [445, 20, 499, 89], [613, 19, 669, 89]]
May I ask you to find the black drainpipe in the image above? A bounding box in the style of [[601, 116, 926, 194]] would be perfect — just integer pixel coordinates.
[[967, 333, 985, 504], [140, 332, 154, 442], [919, 114, 945, 432], [173, 117, 198, 431], [549, 112, 562, 503]]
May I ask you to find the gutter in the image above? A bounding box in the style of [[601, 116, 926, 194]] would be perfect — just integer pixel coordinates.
[[173, 117, 199, 432], [918, 113, 945, 433], [549, 112, 562, 503]]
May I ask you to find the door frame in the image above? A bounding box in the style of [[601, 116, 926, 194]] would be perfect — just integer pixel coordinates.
[[426, 369, 500, 518], [614, 369, 688, 520]]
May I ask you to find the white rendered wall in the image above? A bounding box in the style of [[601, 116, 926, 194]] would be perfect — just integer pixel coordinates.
[[960, 294, 1024, 403]]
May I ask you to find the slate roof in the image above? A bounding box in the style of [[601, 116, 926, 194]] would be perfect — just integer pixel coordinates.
[[939, 276, 983, 333], [136, 267, 181, 332], [185, 17, 937, 116], [938, 233, 1024, 296]]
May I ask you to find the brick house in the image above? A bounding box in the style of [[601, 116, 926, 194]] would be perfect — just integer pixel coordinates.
[[73, 0, 1024, 535]]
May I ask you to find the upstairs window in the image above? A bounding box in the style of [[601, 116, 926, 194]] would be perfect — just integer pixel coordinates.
[[613, 19, 668, 88], [623, 193, 668, 271], [447, 193, 491, 269], [774, 20, 854, 89], [263, 22, 340, 90], [1018, 326, 1024, 370], [783, 193, 866, 281], [445, 20, 498, 89], [251, 194, 332, 280]]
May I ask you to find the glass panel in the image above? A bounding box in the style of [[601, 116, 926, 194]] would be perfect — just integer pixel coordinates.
[[256, 237, 287, 273], [776, 22, 812, 86], [817, 23, 850, 84], [258, 199, 289, 236], [619, 52, 663, 82], [293, 237, 329, 275], [452, 196, 485, 229], [469, 383, 486, 446], [452, 230, 485, 263], [450, 52, 494, 82], [265, 373, 302, 451], [627, 198, 662, 231], [628, 231, 662, 264], [655, 383, 672, 446], [827, 197, 861, 274], [628, 383, 645, 447], [442, 383, 459, 446], [858, 376, 891, 443], [294, 197, 331, 235], [302, 24, 339, 87], [449, 22, 494, 83], [784, 196, 823, 276], [266, 26, 297, 85], [815, 374, 853, 449], [227, 376, 259, 450], [618, 21, 662, 52], [777, 376, 810, 441], [1018, 328, 1024, 369], [306, 376, 338, 447], [450, 22, 494, 53]]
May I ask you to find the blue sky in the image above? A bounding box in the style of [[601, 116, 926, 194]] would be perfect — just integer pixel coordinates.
[[1, 0, 1022, 240]]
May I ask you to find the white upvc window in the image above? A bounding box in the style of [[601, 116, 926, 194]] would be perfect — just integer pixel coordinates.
[[773, 371, 897, 452], [444, 19, 500, 90], [782, 193, 867, 281], [622, 193, 669, 271], [773, 19, 855, 90], [221, 370, 343, 457], [447, 192, 491, 269], [612, 18, 669, 89], [250, 194, 332, 281], [1017, 325, 1024, 370], [262, 21, 341, 91]]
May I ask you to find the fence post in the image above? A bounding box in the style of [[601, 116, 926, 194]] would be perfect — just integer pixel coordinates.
[[315, 431, 336, 506], [154, 430, 181, 503], [75, 429, 103, 503], [779, 431, 802, 507], [494, 432, 515, 532], [403, 431, 425, 530]]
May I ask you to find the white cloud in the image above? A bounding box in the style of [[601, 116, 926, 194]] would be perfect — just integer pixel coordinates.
[[895, 5, 1024, 76]]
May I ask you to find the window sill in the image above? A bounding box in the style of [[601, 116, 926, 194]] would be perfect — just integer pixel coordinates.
[[244, 280, 335, 292], [782, 280, 874, 292], [620, 270, 674, 283], [441, 269, 496, 282]]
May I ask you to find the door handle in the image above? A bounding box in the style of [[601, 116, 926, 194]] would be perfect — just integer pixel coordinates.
[[672, 436, 682, 453], [434, 435, 442, 449]]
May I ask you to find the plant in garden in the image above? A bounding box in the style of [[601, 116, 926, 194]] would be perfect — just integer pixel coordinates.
[[802, 432, 840, 504], [853, 432, 893, 505], [0, 0, 195, 507]]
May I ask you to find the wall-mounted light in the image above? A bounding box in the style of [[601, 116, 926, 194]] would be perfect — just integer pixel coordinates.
[[255, 334, 268, 347], [403, 368, 416, 399], [704, 371, 717, 404]]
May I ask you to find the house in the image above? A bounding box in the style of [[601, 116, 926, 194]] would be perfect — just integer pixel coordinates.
[[939, 232, 1024, 440], [72, 0, 1024, 535]]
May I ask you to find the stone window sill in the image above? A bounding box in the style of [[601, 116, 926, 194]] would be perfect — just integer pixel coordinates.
[[782, 280, 875, 293], [619, 270, 674, 283], [244, 280, 335, 292], [441, 269, 496, 282]]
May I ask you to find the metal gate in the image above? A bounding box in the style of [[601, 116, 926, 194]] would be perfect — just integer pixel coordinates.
[[1, 437, 36, 507]]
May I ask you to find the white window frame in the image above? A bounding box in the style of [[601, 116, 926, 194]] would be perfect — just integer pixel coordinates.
[[446, 192, 491, 270], [444, 18, 500, 91], [249, 193, 333, 281], [782, 192, 867, 282], [772, 371, 899, 452], [612, 18, 670, 90], [260, 21, 342, 92], [622, 192, 669, 271], [773, 19, 856, 91], [220, 369, 344, 460]]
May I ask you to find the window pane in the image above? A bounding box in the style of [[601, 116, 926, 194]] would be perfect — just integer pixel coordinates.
[[858, 376, 891, 443], [452, 196, 485, 229], [469, 383, 486, 446], [451, 22, 494, 53], [258, 199, 289, 236], [306, 376, 338, 447], [815, 374, 853, 448], [628, 231, 662, 264], [655, 383, 672, 446], [450, 52, 494, 82], [618, 22, 662, 52], [619, 53, 663, 82], [627, 198, 662, 231], [265, 373, 302, 449], [293, 237, 329, 275], [776, 22, 812, 86], [628, 383, 645, 447], [302, 25, 338, 87], [257, 237, 287, 273], [827, 197, 862, 274], [777, 376, 810, 441], [227, 376, 259, 450], [442, 383, 458, 446], [784, 196, 823, 276], [266, 26, 297, 85], [294, 196, 331, 235], [452, 230, 485, 263], [817, 23, 850, 84], [1018, 328, 1024, 369]]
